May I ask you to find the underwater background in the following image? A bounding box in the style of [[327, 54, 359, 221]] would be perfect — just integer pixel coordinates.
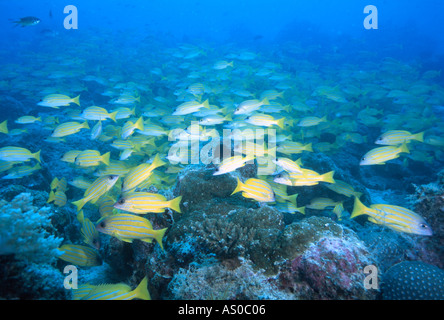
[[0, 0, 443, 300]]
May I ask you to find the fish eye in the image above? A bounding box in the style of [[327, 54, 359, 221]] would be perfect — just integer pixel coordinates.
[[361, 157, 366, 161], [99, 221, 106, 228], [419, 223, 428, 229], [118, 198, 125, 204]]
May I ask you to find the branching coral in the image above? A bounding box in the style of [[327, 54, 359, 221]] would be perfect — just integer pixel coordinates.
[[0, 192, 63, 264]]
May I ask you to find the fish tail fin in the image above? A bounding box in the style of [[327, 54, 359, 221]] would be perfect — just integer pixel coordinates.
[[134, 117, 144, 131], [72, 95, 81, 106], [276, 118, 285, 129], [261, 97, 270, 106], [0, 120, 8, 134], [136, 96, 141, 103], [321, 171, 335, 184], [297, 206, 306, 215], [399, 142, 410, 154], [228, 61, 234, 67], [82, 121, 90, 129], [76, 210, 85, 223], [267, 146, 276, 156], [231, 177, 244, 195], [47, 190, 55, 203], [109, 111, 118, 123], [286, 193, 298, 206], [168, 196, 182, 213], [202, 99, 210, 109], [304, 143, 313, 152], [33, 149, 41, 163], [154, 228, 167, 250], [151, 154, 166, 169], [72, 198, 86, 211], [412, 131, 424, 142], [224, 114, 232, 121], [320, 115, 328, 122], [132, 276, 151, 300], [351, 196, 368, 219], [101, 152, 110, 166]]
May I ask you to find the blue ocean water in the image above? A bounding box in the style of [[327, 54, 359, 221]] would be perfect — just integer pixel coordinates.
[[0, 0, 443, 301]]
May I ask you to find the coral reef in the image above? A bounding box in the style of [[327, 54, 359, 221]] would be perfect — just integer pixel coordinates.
[[167, 257, 292, 300], [0, 192, 66, 299], [166, 204, 285, 271], [0, 192, 63, 263], [381, 261, 444, 300], [272, 216, 377, 299]]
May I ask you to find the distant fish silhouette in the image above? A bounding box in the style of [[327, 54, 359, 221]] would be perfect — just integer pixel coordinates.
[[254, 34, 263, 41], [11, 16, 40, 27]]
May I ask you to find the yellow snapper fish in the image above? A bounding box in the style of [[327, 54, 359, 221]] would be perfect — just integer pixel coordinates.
[[37, 94, 80, 108], [323, 179, 362, 198], [275, 201, 306, 215], [73, 276, 150, 300], [74, 150, 110, 167], [121, 154, 166, 192], [46, 189, 67, 207], [69, 176, 93, 190], [90, 120, 103, 140], [375, 130, 424, 145], [306, 197, 342, 210], [0, 146, 41, 163], [1, 163, 41, 179], [277, 141, 313, 154], [296, 115, 327, 127], [213, 154, 255, 175], [114, 192, 182, 214], [121, 117, 144, 139], [79, 106, 118, 122], [51, 121, 90, 138], [95, 213, 167, 249], [72, 175, 120, 211], [274, 169, 335, 186], [424, 135, 444, 147], [234, 98, 269, 115], [351, 197, 433, 236], [332, 202, 347, 221], [231, 178, 275, 202], [112, 106, 136, 120], [15, 116, 42, 124], [198, 114, 232, 126], [273, 156, 303, 173], [77, 210, 101, 250], [360, 143, 409, 165], [109, 94, 140, 105], [54, 244, 102, 267], [213, 60, 234, 70], [61, 150, 82, 163], [269, 182, 298, 205], [172, 99, 210, 116], [98, 196, 117, 217], [245, 114, 285, 129]]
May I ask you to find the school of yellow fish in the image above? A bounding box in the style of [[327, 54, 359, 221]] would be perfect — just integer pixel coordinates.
[[1, 41, 443, 298]]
